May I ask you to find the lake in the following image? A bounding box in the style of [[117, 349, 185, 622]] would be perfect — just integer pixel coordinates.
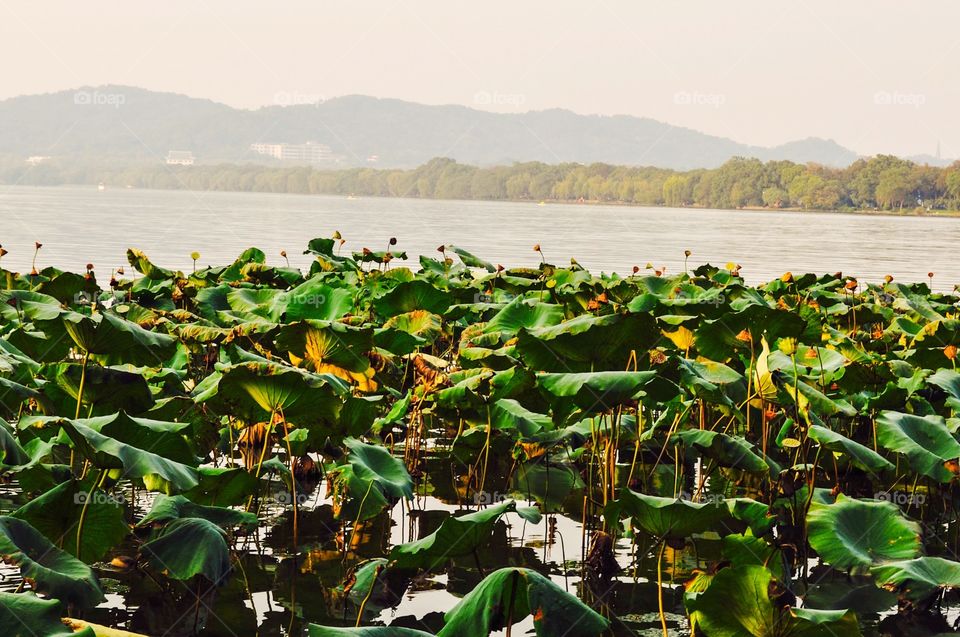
[[1, 185, 958, 289]]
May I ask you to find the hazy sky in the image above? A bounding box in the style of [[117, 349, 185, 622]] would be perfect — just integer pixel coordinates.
[[2, 1, 958, 158]]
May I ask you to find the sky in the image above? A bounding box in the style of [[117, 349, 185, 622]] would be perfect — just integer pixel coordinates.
[[1, 0, 958, 158]]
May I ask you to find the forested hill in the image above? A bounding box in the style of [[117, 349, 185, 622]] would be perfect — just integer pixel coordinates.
[[0, 85, 859, 169]]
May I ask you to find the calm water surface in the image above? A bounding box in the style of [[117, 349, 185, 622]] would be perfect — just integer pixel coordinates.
[[1, 185, 958, 289]]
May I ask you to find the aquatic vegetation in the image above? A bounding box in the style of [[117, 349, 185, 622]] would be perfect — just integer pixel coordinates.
[[1, 238, 960, 636]]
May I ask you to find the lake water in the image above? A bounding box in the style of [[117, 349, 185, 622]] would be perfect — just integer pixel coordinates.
[[1, 185, 959, 290]]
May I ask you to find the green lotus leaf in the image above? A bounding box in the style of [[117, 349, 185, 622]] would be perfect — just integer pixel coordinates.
[[0, 516, 104, 608], [0, 376, 44, 420], [329, 437, 413, 520], [184, 467, 259, 506], [46, 362, 154, 416], [491, 398, 552, 436], [60, 419, 199, 493], [127, 248, 177, 280], [142, 517, 232, 582], [225, 287, 288, 321], [0, 337, 41, 383], [0, 592, 96, 637], [876, 411, 960, 482], [375, 280, 452, 317], [69, 412, 196, 465], [0, 290, 65, 322], [927, 367, 960, 410], [206, 361, 345, 424], [353, 249, 408, 265], [304, 237, 360, 272], [808, 424, 894, 474], [673, 429, 769, 473], [537, 370, 656, 412], [870, 556, 960, 601], [807, 495, 921, 571], [688, 565, 861, 637], [801, 579, 897, 615], [482, 297, 565, 338], [677, 358, 745, 409], [372, 390, 412, 434], [12, 477, 128, 562], [138, 494, 257, 529], [384, 309, 442, 343], [783, 378, 857, 418], [511, 459, 584, 512], [389, 500, 541, 570], [695, 305, 806, 361], [275, 320, 375, 376], [438, 567, 608, 637], [0, 420, 29, 467], [516, 313, 659, 372], [57, 311, 177, 365], [445, 245, 495, 272], [607, 489, 731, 540]]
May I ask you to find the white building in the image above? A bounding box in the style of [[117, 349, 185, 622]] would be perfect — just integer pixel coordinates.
[[166, 150, 195, 166], [249, 142, 335, 164]]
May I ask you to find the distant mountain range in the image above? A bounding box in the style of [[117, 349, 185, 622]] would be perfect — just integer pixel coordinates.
[[0, 84, 907, 170]]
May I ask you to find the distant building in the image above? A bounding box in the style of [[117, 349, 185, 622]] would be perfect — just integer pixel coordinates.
[[25, 156, 50, 165], [166, 150, 195, 166], [249, 142, 335, 164]]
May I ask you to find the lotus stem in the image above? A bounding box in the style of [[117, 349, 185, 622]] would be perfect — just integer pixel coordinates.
[[245, 420, 276, 512], [278, 409, 298, 551], [355, 563, 384, 627], [505, 569, 520, 637], [76, 468, 108, 562], [478, 405, 493, 498], [74, 351, 90, 419], [657, 541, 668, 637], [348, 479, 376, 550]]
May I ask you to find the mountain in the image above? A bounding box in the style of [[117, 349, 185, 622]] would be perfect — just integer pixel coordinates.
[[906, 153, 957, 168], [0, 85, 861, 170]]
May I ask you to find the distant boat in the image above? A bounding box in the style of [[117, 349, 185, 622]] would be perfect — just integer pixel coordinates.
[[538, 201, 546, 206], [97, 182, 105, 192], [347, 194, 358, 200]]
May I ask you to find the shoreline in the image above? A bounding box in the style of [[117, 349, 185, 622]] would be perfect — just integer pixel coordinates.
[[9, 182, 960, 221]]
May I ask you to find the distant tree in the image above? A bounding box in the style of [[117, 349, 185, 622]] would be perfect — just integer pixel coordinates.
[[762, 187, 789, 208], [875, 166, 913, 210], [662, 174, 688, 207]]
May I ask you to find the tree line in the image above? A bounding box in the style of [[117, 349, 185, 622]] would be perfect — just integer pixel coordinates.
[[4, 154, 960, 212]]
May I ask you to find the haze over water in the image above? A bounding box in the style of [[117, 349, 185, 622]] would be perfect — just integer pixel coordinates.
[[2, 185, 957, 290]]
